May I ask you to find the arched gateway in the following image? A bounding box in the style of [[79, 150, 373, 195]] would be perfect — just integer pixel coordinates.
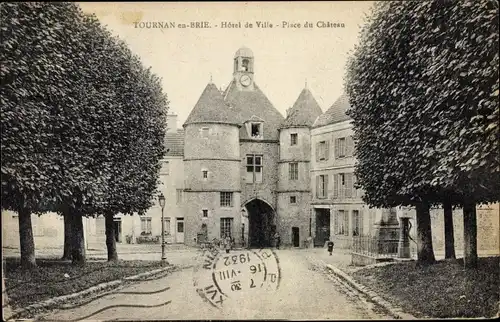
[[242, 198, 276, 248]]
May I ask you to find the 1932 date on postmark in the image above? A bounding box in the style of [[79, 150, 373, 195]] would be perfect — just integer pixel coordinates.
[[193, 247, 281, 309]]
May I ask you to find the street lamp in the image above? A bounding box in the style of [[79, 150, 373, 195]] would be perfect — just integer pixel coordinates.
[[158, 192, 167, 263]]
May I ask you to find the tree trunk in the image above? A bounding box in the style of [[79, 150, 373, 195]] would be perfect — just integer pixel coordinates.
[[105, 213, 118, 262], [18, 208, 36, 268], [62, 211, 72, 260], [415, 202, 436, 264], [70, 211, 86, 265], [463, 201, 478, 269], [443, 201, 456, 259]]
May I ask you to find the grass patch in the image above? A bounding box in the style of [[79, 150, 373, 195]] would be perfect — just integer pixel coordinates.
[[4, 258, 166, 310], [352, 256, 500, 318]]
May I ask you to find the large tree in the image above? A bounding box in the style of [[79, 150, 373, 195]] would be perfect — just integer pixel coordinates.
[[93, 37, 168, 262], [1, 3, 168, 266], [0, 2, 86, 268], [345, 0, 499, 267]]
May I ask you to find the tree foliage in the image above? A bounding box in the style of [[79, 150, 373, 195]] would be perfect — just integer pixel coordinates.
[[1, 2, 168, 265], [345, 0, 499, 265]]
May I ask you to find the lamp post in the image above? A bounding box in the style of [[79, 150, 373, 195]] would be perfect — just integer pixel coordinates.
[[158, 192, 167, 262]]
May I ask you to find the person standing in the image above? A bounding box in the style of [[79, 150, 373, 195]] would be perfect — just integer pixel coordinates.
[[327, 239, 334, 256], [224, 234, 232, 253], [274, 231, 281, 249]]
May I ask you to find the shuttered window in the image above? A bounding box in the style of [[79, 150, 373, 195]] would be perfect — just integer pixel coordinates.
[[317, 141, 329, 161], [316, 175, 328, 199], [345, 173, 353, 198]]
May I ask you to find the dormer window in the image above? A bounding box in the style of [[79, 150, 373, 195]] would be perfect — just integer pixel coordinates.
[[245, 117, 264, 140], [250, 123, 263, 139]]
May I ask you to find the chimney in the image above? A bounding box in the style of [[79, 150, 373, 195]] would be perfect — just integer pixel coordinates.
[[166, 113, 178, 133]]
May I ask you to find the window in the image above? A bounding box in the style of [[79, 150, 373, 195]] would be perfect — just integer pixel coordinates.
[[160, 161, 170, 175], [202, 170, 208, 179], [339, 173, 346, 197], [290, 133, 298, 146], [289, 162, 298, 180], [335, 210, 348, 236], [335, 136, 354, 158], [220, 217, 233, 238], [250, 123, 263, 138], [316, 140, 330, 161], [202, 209, 208, 217], [201, 127, 209, 138], [333, 173, 354, 198], [246, 154, 263, 183], [140, 217, 152, 234], [176, 189, 183, 204], [163, 218, 171, 235], [316, 174, 328, 199], [352, 210, 363, 236], [220, 192, 233, 207], [177, 219, 184, 233], [290, 196, 297, 204]]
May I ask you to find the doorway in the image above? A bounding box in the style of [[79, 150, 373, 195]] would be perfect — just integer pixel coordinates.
[[175, 217, 184, 243], [292, 227, 300, 247], [314, 208, 330, 247], [113, 219, 122, 243], [245, 199, 275, 248]]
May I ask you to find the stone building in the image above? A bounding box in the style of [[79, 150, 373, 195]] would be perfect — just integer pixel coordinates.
[[310, 94, 399, 248]]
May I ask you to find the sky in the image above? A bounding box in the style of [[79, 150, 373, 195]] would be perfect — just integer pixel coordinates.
[[78, 1, 375, 127]]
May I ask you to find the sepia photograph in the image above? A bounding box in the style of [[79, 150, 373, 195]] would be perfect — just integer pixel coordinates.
[[1, 1, 499, 320]]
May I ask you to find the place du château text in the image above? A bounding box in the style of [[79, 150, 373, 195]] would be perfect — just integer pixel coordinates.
[[133, 20, 345, 29]]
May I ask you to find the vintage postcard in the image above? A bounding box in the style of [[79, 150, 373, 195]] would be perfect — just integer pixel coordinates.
[[2, 1, 499, 321]]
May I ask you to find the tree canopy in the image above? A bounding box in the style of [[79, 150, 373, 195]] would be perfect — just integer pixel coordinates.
[[345, 0, 499, 208], [1, 2, 168, 265]]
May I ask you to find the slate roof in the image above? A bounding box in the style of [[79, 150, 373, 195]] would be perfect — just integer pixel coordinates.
[[183, 82, 240, 127], [281, 87, 323, 129], [223, 80, 285, 140], [312, 93, 352, 128], [234, 46, 253, 58], [164, 129, 184, 157]]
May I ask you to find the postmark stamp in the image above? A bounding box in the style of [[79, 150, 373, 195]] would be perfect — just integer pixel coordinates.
[[193, 247, 281, 309]]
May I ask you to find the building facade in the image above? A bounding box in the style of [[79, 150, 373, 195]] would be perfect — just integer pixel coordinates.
[[2, 47, 498, 256]]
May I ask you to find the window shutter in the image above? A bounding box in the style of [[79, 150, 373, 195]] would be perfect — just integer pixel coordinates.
[[334, 138, 339, 159], [345, 173, 353, 198], [353, 175, 358, 198], [324, 175, 329, 198], [315, 143, 320, 162], [333, 174, 338, 198], [333, 210, 338, 235], [347, 136, 354, 156], [315, 175, 319, 198], [325, 141, 330, 160]]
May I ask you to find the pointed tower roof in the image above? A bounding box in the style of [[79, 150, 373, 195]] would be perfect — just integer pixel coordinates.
[[223, 80, 285, 140], [281, 87, 323, 129], [183, 82, 240, 127], [312, 93, 352, 128]]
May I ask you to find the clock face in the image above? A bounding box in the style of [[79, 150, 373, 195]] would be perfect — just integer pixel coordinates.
[[240, 75, 251, 87]]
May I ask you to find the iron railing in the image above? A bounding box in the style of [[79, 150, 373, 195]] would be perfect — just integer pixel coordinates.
[[351, 235, 399, 257]]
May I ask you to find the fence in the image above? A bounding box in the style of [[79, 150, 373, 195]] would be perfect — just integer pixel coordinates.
[[351, 235, 399, 257]]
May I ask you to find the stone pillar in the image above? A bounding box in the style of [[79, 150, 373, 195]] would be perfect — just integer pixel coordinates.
[[371, 208, 400, 255], [398, 217, 411, 258]]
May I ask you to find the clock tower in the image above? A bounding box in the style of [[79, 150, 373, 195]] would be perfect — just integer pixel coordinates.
[[233, 46, 255, 91]]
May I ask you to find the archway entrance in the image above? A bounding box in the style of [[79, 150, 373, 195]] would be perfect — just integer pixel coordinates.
[[245, 199, 275, 248]]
